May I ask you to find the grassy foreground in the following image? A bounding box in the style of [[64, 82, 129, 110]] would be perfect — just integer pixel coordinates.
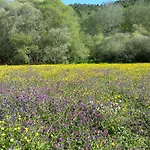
[[0, 64, 150, 149]]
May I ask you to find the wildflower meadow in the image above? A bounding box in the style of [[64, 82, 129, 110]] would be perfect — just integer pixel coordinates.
[[0, 64, 150, 149]]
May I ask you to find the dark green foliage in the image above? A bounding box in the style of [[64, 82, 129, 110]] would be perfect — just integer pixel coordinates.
[[69, 3, 101, 18], [124, 4, 150, 32], [115, 0, 150, 7], [93, 33, 129, 63], [125, 34, 150, 62], [93, 30, 150, 63], [0, 8, 14, 64], [71, 2, 150, 63]]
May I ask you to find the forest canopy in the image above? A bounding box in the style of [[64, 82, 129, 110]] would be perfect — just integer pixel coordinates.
[[0, 0, 150, 64]]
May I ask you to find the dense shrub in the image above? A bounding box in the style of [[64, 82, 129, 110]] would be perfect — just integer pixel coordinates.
[[94, 33, 129, 62], [125, 31, 150, 62], [92, 26, 150, 63]]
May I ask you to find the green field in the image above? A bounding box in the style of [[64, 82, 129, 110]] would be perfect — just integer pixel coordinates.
[[0, 64, 150, 149]]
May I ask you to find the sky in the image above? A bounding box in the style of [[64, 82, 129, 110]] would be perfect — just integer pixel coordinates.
[[62, 0, 116, 5], [7, 0, 116, 5]]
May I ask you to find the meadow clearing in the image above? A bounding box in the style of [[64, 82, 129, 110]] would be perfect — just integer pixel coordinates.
[[0, 64, 150, 149]]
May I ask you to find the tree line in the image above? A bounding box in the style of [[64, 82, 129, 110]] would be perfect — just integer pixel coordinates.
[[0, 0, 150, 64]]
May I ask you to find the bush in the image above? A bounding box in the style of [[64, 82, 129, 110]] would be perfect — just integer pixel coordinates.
[[125, 29, 150, 62], [94, 33, 130, 62], [93, 25, 150, 63]]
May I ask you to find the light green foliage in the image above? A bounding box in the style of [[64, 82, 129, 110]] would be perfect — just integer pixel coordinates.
[[39, 0, 89, 63], [0, 0, 90, 64], [64, 6, 90, 62], [81, 33, 104, 60]]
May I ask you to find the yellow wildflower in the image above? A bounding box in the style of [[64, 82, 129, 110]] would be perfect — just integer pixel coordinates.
[[15, 124, 20, 127], [112, 142, 115, 146], [25, 127, 29, 132], [10, 138, 14, 142], [35, 133, 39, 136], [0, 120, 5, 124], [1, 127, 5, 130], [6, 115, 9, 118], [118, 95, 121, 98], [26, 139, 30, 143], [18, 117, 21, 121], [1, 133, 6, 136]]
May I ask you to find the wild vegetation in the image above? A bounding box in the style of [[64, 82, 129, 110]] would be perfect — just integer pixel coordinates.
[[0, 1, 150, 149], [0, 0, 150, 64], [0, 64, 150, 149]]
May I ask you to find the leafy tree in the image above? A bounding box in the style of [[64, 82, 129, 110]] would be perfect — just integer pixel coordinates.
[[39, 0, 89, 63], [116, 0, 150, 7], [39, 28, 70, 64], [80, 32, 104, 61], [77, 4, 124, 36], [9, 33, 32, 64], [125, 25, 150, 62], [95, 4, 124, 35], [70, 4, 103, 36], [1, 0, 150, 64], [124, 4, 150, 32], [6, 0, 42, 64], [95, 33, 130, 62], [0, 8, 14, 64], [70, 3, 101, 19]]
